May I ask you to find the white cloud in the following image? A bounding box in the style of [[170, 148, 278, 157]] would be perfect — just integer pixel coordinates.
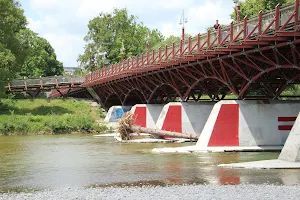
[[22, 0, 235, 67], [42, 33, 83, 67], [186, 0, 234, 33], [160, 23, 179, 37], [76, 0, 195, 17], [29, 0, 59, 9], [157, 0, 235, 39], [27, 18, 41, 32]]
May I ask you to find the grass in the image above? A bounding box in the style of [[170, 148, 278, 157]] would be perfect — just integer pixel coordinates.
[[0, 98, 108, 135], [197, 94, 237, 100]]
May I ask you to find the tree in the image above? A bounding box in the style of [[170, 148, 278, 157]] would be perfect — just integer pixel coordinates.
[[152, 35, 182, 50], [78, 8, 164, 71], [0, 0, 27, 96], [70, 68, 87, 76], [231, 0, 295, 21], [18, 28, 63, 78]]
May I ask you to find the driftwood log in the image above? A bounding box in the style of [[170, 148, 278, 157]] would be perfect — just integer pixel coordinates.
[[131, 125, 199, 140], [117, 112, 199, 140]]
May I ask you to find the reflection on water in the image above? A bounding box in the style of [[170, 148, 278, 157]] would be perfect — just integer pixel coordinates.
[[0, 134, 300, 192], [217, 153, 241, 185]]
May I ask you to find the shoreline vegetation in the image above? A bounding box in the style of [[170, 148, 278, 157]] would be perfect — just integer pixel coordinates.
[[0, 98, 108, 135]]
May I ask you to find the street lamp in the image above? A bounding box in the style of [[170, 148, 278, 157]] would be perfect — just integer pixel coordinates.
[[120, 40, 125, 61], [179, 10, 188, 43], [235, 2, 241, 22]]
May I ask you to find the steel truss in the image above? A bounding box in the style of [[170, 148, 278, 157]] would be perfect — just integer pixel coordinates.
[[53, 1, 300, 107]]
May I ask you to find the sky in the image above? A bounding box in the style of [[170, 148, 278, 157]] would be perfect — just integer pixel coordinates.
[[19, 0, 236, 67]]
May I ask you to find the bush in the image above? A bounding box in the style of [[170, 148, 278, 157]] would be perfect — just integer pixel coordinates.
[[0, 122, 15, 134], [15, 119, 29, 134], [0, 99, 107, 135], [44, 118, 69, 134], [77, 115, 94, 131], [28, 115, 42, 123], [93, 125, 108, 133]]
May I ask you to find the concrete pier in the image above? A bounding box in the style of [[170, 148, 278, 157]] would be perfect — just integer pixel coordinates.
[[153, 100, 300, 153], [131, 104, 164, 128], [156, 102, 214, 135], [105, 106, 132, 122], [219, 112, 300, 169]]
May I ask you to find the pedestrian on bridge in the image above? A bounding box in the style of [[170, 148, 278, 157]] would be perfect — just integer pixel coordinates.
[[214, 20, 220, 32]]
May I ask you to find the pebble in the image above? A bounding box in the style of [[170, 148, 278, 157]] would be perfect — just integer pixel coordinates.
[[1, 184, 300, 200]]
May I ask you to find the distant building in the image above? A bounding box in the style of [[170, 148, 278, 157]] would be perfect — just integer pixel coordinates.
[[64, 67, 79, 75]]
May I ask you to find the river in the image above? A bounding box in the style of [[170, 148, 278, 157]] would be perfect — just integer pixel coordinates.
[[0, 134, 300, 193]]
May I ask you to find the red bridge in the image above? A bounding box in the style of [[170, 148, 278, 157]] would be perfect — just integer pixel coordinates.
[[44, 2, 300, 107]]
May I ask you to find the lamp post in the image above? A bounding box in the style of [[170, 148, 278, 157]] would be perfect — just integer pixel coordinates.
[[179, 10, 188, 43], [236, 3, 241, 22]]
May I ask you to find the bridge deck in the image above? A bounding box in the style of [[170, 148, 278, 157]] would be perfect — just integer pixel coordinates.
[[6, 76, 84, 92]]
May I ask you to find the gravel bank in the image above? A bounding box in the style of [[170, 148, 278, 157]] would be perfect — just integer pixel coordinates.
[[1, 184, 300, 200]]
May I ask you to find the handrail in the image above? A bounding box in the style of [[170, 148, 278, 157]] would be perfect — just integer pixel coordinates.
[[8, 76, 84, 89]]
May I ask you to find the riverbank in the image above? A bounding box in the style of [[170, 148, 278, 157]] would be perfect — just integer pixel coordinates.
[[1, 184, 300, 200], [0, 98, 108, 135]]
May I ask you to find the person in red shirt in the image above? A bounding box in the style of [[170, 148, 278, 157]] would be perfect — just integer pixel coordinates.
[[214, 20, 220, 31]]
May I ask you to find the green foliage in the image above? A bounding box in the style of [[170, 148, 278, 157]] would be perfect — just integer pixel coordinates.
[[68, 68, 86, 76], [0, 1, 63, 97], [231, 0, 295, 20], [0, 99, 107, 135], [78, 8, 164, 71], [151, 35, 182, 50], [17, 28, 64, 78], [0, 0, 27, 96], [280, 85, 300, 100], [92, 125, 108, 132]]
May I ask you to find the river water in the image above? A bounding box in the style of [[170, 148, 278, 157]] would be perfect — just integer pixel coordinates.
[[0, 134, 300, 192]]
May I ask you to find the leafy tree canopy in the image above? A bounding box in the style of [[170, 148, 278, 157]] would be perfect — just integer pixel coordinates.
[[151, 34, 193, 50], [18, 28, 63, 78], [78, 8, 164, 71], [68, 68, 87, 76], [231, 0, 295, 20], [0, 0, 27, 95], [0, 0, 63, 96]]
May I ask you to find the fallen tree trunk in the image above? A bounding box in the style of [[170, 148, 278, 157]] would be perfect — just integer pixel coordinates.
[[131, 125, 199, 140], [117, 112, 199, 140]]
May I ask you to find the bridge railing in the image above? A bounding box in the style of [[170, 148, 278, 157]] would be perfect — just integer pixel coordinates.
[[84, 1, 299, 85], [7, 76, 85, 91]]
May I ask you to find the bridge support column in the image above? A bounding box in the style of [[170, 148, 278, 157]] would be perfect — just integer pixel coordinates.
[[26, 90, 41, 98], [279, 112, 300, 162], [86, 87, 103, 105], [196, 100, 300, 151], [218, 112, 300, 168], [105, 106, 132, 122], [130, 104, 164, 129], [156, 102, 215, 136]]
